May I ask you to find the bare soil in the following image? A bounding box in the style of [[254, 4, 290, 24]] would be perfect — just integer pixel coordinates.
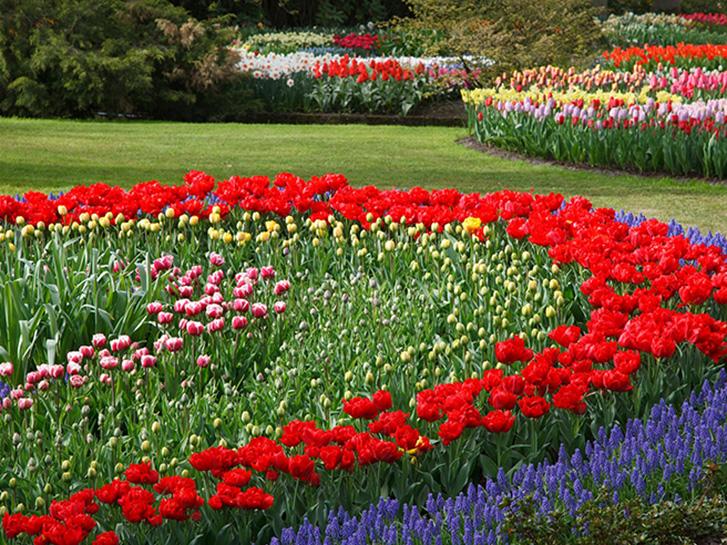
[[456, 135, 727, 187]]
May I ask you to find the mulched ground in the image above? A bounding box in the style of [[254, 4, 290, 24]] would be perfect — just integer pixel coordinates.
[[456, 135, 727, 187], [239, 99, 467, 127]]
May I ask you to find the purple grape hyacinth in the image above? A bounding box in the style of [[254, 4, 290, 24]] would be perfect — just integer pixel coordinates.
[[269, 370, 727, 545]]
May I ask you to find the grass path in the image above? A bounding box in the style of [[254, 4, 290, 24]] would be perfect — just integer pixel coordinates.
[[1, 117, 726, 234]]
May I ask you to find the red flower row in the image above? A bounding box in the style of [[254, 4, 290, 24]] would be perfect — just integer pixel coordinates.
[[681, 12, 727, 26], [311, 55, 423, 82], [604, 43, 727, 69], [333, 33, 380, 51]]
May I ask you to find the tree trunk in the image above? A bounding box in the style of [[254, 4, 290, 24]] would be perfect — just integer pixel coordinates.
[[651, 0, 681, 12]]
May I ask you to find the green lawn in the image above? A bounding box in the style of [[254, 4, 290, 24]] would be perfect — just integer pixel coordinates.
[[2, 117, 727, 234]]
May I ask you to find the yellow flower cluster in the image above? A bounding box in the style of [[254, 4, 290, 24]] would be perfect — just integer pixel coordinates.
[[462, 86, 682, 107]]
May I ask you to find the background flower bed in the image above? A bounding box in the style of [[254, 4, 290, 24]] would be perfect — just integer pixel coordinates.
[[464, 8, 727, 179]]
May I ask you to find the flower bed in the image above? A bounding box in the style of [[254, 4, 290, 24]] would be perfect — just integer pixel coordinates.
[[232, 47, 484, 115], [463, 87, 727, 177], [0, 172, 726, 543]]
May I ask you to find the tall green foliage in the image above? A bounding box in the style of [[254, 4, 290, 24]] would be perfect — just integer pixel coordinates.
[[399, 0, 606, 82], [169, 0, 411, 27], [0, 0, 258, 120]]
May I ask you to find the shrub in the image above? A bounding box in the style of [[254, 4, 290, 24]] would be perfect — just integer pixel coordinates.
[[0, 0, 259, 120], [397, 0, 607, 83]]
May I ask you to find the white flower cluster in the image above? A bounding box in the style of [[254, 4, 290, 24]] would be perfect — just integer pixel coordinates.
[[233, 49, 490, 80], [242, 30, 334, 53]]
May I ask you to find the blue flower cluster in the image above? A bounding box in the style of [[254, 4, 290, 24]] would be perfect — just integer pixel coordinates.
[[614, 209, 727, 255], [0, 378, 9, 400], [270, 371, 727, 545]]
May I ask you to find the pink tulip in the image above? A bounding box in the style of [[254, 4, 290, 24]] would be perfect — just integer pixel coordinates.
[[232, 316, 248, 330], [204, 283, 219, 296], [66, 351, 83, 364], [208, 270, 225, 285], [26, 371, 41, 384], [110, 335, 131, 352], [234, 299, 250, 313], [251, 303, 268, 319], [18, 398, 33, 410], [234, 283, 254, 298], [197, 355, 211, 368], [123, 359, 136, 372], [158, 312, 174, 324], [246, 267, 259, 281], [66, 362, 81, 375], [2, 398, 11, 409], [37, 380, 50, 391], [207, 318, 225, 333], [189, 265, 203, 278], [206, 304, 224, 319], [99, 373, 112, 385], [100, 356, 119, 370], [211, 292, 224, 304], [0, 362, 13, 377], [186, 321, 205, 336], [10, 388, 24, 399], [185, 302, 203, 317], [174, 299, 190, 313], [154, 335, 169, 352], [209, 252, 225, 266], [134, 347, 149, 360], [274, 301, 287, 314], [92, 334, 107, 348], [70, 375, 86, 388], [261, 266, 275, 280], [50, 365, 65, 379], [147, 302, 163, 315], [140, 355, 157, 369], [154, 255, 174, 271], [179, 318, 188, 331], [179, 286, 194, 298], [79, 345, 95, 359], [274, 280, 290, 295], [165, 337, 183, 352]]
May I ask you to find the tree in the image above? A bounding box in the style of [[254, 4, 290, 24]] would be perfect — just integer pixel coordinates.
[[0, 0, 258, 119], [400, 0, 606, 82], [651, 0, 680, 11]]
